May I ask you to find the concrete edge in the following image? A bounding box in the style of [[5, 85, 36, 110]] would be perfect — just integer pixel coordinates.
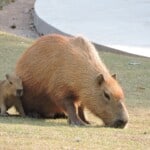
[[33, 7, 70, 36]]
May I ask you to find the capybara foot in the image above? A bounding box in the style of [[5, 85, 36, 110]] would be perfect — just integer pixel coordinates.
[[68, 118, 86, 126], [21, 114, 26, 118], [83, 120, 90, 124], [27, 112, 41, 118], [0, 113, 9, 117]]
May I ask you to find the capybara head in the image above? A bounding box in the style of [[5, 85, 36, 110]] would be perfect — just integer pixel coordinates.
[[89, 74, 129, 128], [5, 74, 23, 97]]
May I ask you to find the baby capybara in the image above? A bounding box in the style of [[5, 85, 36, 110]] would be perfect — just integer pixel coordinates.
[[15, 34, 129, 128], [0, 74, 25, 117]]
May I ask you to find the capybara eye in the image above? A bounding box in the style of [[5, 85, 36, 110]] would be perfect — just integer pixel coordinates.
[[9, 81, 13, 85], [104, 91, 110, 100]]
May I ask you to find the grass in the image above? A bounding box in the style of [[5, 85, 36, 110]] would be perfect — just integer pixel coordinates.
[[0, 0, 15, 10], [99, 51, 150, 108], [0, 31, 150, 150], [0, 31, 32, 76]]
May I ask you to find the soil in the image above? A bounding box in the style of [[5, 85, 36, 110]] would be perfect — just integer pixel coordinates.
[[0, 0, 39, 39]]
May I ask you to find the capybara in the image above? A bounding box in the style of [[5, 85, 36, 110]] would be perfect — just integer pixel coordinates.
[[0, 74, 25, 117], [15, 34, 129, 128]]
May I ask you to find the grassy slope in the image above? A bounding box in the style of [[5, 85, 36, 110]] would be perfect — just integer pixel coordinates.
[[0, 31, 32, 75], [0, 31, 149, 150]]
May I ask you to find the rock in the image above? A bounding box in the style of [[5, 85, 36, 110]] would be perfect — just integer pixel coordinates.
[[10, 24, 16, 29], [128, 62, 141, 65], [143, 132, 147, 135]]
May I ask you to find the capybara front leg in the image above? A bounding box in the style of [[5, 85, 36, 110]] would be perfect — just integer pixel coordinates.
[[64, 100, 85, 126], [15, 98, 25, 117], [0, 103, 8, 116], [78, 105, 90, 124]]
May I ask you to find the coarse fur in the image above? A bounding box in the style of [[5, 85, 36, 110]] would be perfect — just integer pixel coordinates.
[[0, 73, 25, 117], [15, 34, 129, 128]]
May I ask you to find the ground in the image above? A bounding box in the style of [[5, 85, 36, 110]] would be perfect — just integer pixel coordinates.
[[0, 31, 150, 150], [0, 0, 39, 38]]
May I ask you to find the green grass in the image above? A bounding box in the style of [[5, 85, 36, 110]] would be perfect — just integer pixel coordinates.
[[99, 51, 150, 108], [0, 0, 15, 9], [0, 31, 150, 150], [0, 31, 32, 76]]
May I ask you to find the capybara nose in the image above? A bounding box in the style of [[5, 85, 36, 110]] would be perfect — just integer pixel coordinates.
[[16, 89, 23, 96], [114, 119, 128, 128]]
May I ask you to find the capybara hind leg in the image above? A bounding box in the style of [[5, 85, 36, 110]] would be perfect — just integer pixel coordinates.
[[63, 100, 85, 126], [78, 105, 90, 124]]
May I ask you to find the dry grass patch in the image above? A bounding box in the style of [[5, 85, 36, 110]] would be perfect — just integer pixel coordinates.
[[0, 0, 15, 9]]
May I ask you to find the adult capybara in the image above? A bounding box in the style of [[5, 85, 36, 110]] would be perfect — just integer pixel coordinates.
[[0, 73, 25, 117], [15, 34, 129, 128]]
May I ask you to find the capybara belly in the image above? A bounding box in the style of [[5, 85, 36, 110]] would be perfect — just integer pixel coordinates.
[[22, 92, 62, 118]]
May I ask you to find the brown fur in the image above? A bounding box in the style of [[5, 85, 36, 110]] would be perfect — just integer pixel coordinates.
[[0, 74, 25, 117], [15, 34, 129, 128]]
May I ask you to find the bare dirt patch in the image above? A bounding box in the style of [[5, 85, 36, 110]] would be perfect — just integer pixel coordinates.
[[0, 0, 39, 38]]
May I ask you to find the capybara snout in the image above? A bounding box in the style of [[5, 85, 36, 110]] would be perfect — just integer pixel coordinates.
[[114, 102, 129, 128], [16, 89, 23, 97], [113, 119, 128, 128], [106, 105, 129, 128]]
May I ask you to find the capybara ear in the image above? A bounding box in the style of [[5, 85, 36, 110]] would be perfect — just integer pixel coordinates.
[[97, 74, 104, 85], [112, 74, 117, 79]]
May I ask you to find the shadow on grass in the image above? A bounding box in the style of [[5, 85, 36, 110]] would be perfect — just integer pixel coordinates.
[[0, 115, 67, 127], [0, 114, 105, 129]]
